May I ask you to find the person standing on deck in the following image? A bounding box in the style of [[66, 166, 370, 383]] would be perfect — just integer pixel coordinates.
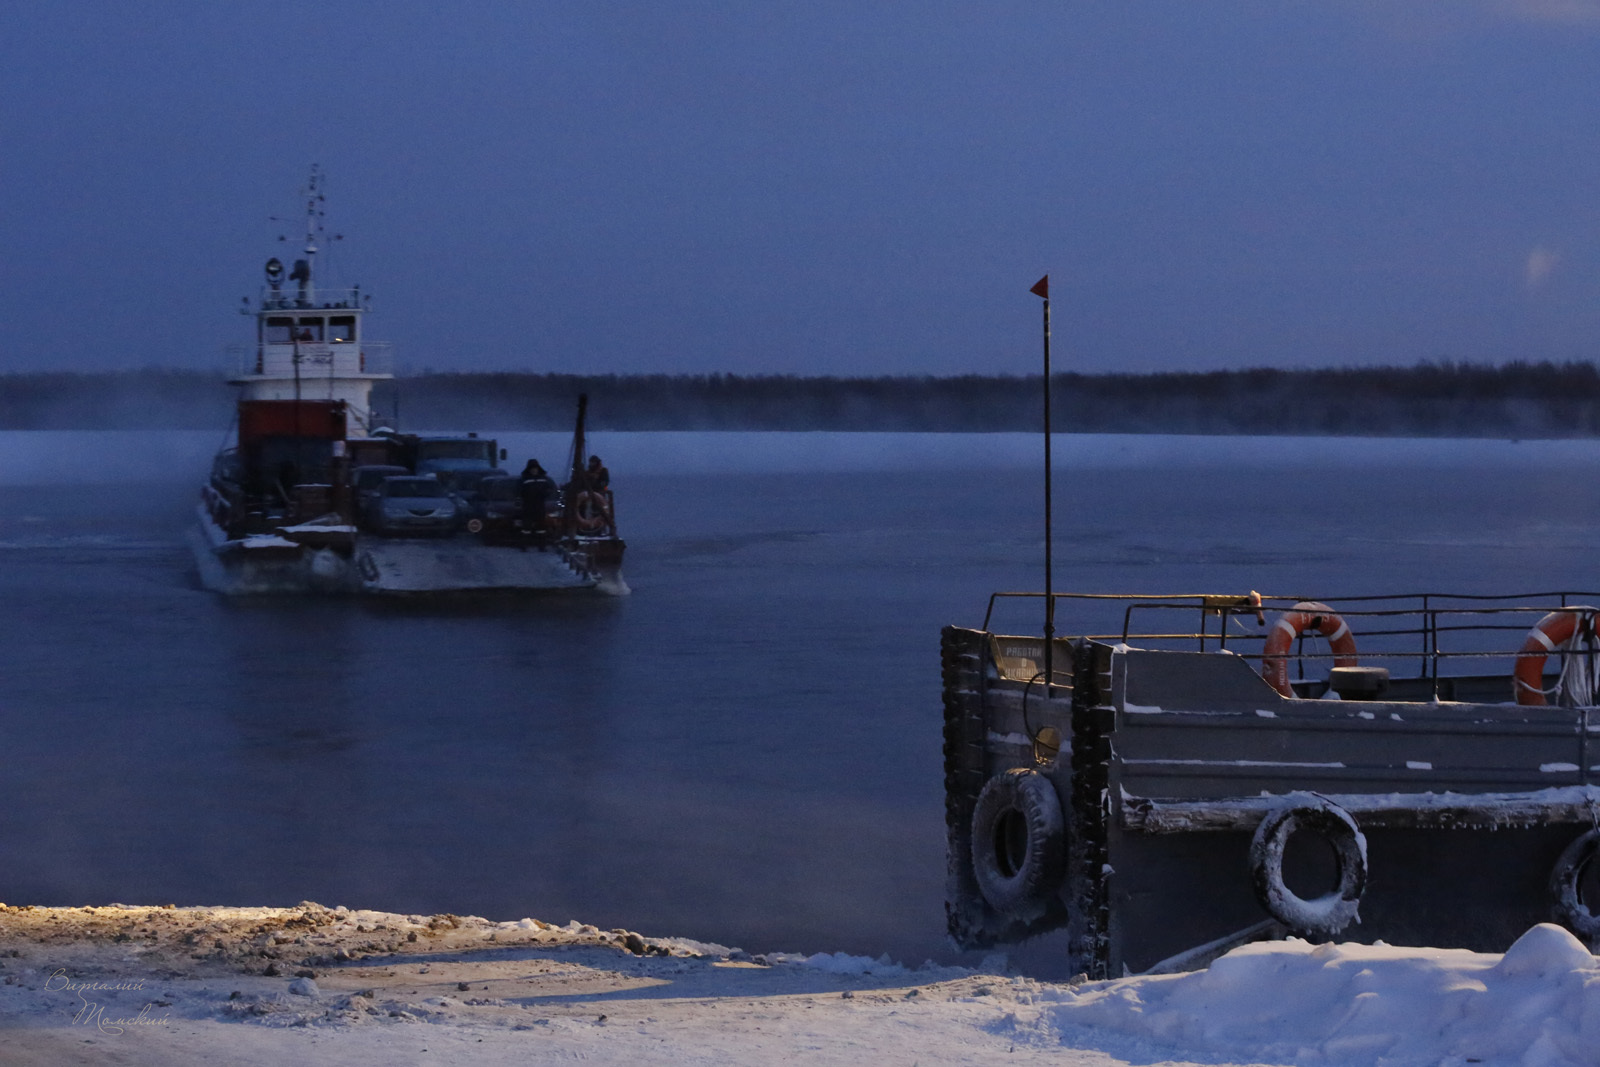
[[580, 455, 614, 532], [584, 455, 610, 494], [519, 459, 555, 532]]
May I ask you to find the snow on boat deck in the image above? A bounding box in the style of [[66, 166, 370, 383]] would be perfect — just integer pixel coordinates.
[[1, 902, 1596, 1065]]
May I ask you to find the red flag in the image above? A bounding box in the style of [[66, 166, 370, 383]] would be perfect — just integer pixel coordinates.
[[1030, 275, 1049, 299]]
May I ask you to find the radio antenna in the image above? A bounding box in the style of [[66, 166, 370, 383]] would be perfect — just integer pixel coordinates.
[[267, 165, 342, 302]]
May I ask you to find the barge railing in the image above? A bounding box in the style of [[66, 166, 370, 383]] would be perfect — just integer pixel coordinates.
[[982, 590, 1600, 699]]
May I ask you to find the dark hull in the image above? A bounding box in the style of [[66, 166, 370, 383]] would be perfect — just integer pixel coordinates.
[[191, 504, 627, 595]]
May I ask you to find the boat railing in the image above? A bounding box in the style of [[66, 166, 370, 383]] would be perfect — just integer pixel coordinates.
[[982, 590, 1600, 694], [227, 341, 393, 378], [255, 288, 365, 310]]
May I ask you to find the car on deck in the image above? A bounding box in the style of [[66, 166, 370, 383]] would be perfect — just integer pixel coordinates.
[[363, 475, 459, 537], [350, 464, 410, 514]]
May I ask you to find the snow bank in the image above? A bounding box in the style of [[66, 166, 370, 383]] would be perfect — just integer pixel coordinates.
[[787, 950, 908, 976], [1049, 923, 1600, 1065], [7, 903, 1600, 1065]]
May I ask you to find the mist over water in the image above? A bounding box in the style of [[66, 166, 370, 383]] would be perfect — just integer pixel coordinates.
[[6, 428, 1600, 483], [3, 432, 1600, 970]]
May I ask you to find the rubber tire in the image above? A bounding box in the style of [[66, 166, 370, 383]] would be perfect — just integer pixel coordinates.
[[1550, 828, 1600, 940], [970, 768, 1066, 917], [1249, 799, 1367, 938]]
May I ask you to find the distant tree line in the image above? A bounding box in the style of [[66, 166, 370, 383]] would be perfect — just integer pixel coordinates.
[[5, 362, 1600, 437]]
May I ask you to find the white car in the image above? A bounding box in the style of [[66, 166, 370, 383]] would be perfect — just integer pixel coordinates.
[[364, 476, 458, 537]]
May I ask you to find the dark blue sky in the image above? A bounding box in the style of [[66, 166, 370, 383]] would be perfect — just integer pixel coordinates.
[[4, 1, 1598, 376]]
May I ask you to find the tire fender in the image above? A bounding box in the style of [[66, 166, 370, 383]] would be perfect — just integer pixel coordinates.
[[970, 768, 1066, 917], [1249, 796, 1367, 937], [1550, 828, 1600, 939]]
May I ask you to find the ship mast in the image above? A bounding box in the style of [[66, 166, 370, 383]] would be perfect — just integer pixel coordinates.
[[286, 164, 324, 308]]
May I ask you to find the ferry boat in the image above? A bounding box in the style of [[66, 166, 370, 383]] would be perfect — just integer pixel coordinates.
[[190, 170, 627, 595]]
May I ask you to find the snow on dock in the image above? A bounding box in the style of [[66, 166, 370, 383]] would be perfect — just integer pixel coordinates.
[[1, 902, 1597, 1065]]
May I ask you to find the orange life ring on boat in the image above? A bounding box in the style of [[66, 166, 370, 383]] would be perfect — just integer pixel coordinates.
[[574, 491, 608, 534], [1514, 611, 1593, 706], [1261, 601, 1358, 697]]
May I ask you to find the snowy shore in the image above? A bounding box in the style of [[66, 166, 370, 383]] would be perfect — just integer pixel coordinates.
[[3, 903, 1599, 1065]]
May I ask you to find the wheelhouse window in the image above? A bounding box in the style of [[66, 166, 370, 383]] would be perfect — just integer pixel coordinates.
[[264, 317, 294, 344], [329, 316, 356, 343], [296, 317, 324, 342]]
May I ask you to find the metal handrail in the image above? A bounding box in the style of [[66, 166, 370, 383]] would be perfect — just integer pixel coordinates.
[[981, 590, 1600, 684], [255, 287, 364, 310]]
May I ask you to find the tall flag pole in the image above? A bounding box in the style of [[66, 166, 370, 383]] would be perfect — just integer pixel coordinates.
[[1030, 274, 1054, 695]]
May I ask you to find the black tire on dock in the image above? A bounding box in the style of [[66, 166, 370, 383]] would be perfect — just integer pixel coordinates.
[[970, 768, 1066, 917], [1550, 828, 1600, 940], [1249, 797, 1367, 938]]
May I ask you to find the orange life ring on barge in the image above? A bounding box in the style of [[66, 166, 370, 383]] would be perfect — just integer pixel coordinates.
[[1261, 601, 1358, 697], [574, 491, 608, 534], [1514, 611, 1594, 707]]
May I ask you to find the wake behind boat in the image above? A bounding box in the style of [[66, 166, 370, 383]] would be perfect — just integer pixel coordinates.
[[191, 170, 627, 596]]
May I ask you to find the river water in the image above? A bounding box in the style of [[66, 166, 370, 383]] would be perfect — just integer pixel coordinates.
[[3, 431, 1600, 970]]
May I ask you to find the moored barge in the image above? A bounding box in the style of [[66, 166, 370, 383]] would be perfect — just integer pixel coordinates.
[[944, 590, 1600, 976]]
